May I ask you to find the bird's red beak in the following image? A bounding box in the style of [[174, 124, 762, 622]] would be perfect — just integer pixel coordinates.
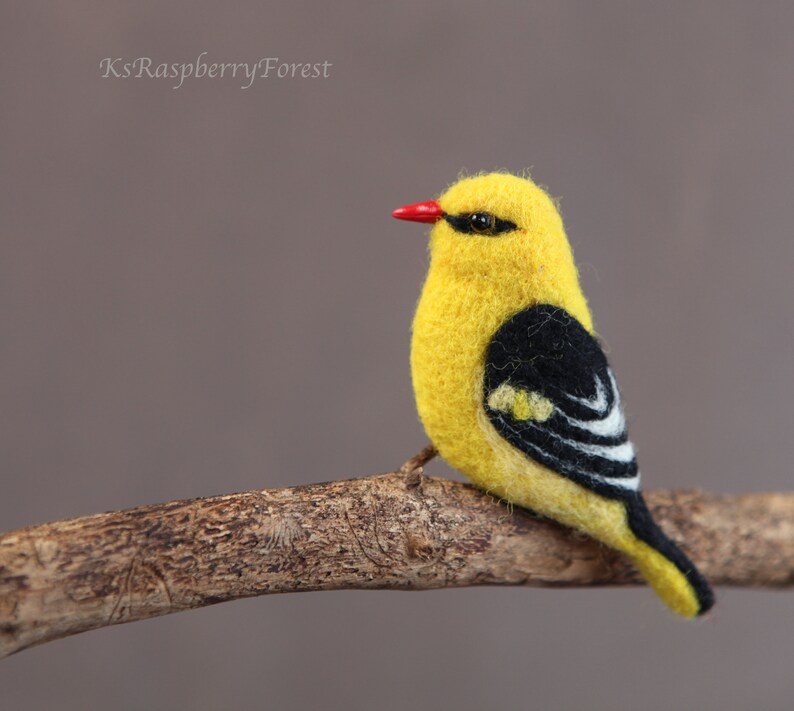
[[391, 200, 444, 224]]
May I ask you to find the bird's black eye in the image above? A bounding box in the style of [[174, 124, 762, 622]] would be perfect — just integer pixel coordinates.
[[469, 212, 495, 234], [444, 211, 517, 237]]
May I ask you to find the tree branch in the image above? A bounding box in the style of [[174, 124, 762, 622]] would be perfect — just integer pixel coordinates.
[[1, 454, 793, 658]]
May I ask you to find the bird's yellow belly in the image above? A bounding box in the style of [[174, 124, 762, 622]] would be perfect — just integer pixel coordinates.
[[410, 274, 532, 501]]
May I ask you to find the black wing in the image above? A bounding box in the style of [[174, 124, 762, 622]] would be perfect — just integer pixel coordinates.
[[484, 304, 638, 499]]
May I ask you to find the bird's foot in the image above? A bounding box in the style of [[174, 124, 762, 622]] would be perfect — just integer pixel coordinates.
[[399, 444, 437, 490]]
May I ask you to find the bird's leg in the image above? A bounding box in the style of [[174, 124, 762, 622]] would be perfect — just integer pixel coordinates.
[[400, 444, 437, 489]]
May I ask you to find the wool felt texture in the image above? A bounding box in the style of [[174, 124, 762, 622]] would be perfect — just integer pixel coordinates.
[[485, 304, 639, 492], [404, 172, 714, 618]]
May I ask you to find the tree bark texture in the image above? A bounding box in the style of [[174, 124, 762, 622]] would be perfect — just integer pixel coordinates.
[[1, 467, 793, 658]]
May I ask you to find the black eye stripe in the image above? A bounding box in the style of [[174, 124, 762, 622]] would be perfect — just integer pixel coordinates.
[[444, 212, 518, 236]]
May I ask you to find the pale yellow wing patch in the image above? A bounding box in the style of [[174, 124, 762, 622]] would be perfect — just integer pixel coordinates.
[[486, 382, 517, 412], [486, 383, 555, 422]]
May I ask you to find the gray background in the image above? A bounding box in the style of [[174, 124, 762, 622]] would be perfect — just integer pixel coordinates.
[[2, 2, 793, 709]]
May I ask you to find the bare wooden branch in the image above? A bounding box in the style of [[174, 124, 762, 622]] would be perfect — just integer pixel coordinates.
[[1, 463, 793, 658]]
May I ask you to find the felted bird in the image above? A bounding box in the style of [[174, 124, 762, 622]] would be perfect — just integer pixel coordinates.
[[393, 172, 714, 618]]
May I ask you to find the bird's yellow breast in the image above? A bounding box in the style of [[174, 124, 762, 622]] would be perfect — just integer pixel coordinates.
[[411, 269, 505, 491]]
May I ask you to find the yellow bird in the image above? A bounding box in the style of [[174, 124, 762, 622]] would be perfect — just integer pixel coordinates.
[[393, 172, 714, 618]]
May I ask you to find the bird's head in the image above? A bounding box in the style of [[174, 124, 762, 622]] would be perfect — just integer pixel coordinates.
[[393, 172, 591, 328]]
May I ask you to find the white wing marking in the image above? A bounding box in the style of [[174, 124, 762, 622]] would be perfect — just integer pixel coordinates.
[[559, 371, 626, 438], [563, 373, 609, 414]]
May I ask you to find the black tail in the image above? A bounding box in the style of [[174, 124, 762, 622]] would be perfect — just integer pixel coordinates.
[[625, 493, 714, 616]]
